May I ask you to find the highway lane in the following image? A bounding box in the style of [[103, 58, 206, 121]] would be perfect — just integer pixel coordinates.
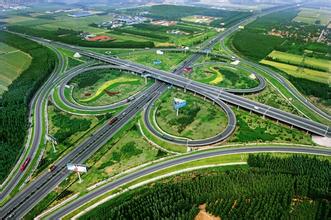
[[48, 145, 331, 219], [0, 47, 66, 202], [0, 82, 166, 219]]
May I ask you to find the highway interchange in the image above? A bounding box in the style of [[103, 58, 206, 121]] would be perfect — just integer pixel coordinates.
[[1, 3, 330, 219]]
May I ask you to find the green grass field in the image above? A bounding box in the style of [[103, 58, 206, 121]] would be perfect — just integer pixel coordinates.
[[119, 51, 189, 71], [154, 88, 228, 140], [187, 64, 259, 89], [293, 8, 331, 25], [71, 69, 148, 106], [260, 59, 330, 84], [0, 42, 31, 94]]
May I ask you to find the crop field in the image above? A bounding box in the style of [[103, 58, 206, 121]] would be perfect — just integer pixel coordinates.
[[259, 59, 330, 84], [123, 5, 251, 28], [187, 64, 259, 89], [293, 8, 331, 25], [154, 89, 228, 140], [0, 42, 31, 95], [119, 51, 189, 71], [265, 50, 331, 72], [2, 7, 218, 48], [70, 69, 147, 106]]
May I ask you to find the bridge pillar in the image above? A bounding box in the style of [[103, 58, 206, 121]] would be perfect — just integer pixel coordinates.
[[204, 96, 206, 101], [237, 106, 239, 110], [262, 115, 265, 119], [291, 125, 293, 129], [184, 88, 186, 93], [249, 110, 251, 115]]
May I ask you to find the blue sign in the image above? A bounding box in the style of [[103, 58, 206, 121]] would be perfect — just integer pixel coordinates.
[[153, 60, 162, 65], [173, 98, 187, 110]]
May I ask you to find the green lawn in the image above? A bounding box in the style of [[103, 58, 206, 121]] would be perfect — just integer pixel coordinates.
[[71, 69, 148, 106], [188, 64, 259, 89], [154, 88, 228, 140], [0, 42, 31, 94]]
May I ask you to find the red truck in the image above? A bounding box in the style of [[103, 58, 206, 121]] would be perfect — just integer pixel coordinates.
[[108, 117, 118, 125], [20, 157, 31, 172]]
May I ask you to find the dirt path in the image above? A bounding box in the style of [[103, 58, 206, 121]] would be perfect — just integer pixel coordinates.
[[195, 204, 221, 220]]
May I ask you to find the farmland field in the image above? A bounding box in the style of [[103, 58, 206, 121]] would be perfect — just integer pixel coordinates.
[[154, 89, 228, 140], [293, 8, 331, 26], [0, 42, 31, 95], [265, 50, 331, 72], [70, 69, 148, 106], [259, 59, 330, 84], [187, 64, 260, 89]]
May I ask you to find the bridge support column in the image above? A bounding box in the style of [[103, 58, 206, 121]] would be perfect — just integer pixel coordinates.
[[249, 110, 251, 115], [291, 125, 293, 129], [184, 88, 186, 93], [204, 96, 206, 101], [276, 120, 278, 125], [237, 106, 239, 110], [194, 92, 196, 96], [262, 115, 265, 119]]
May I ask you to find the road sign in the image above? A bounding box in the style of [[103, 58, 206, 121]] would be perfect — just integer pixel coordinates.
[[67, 164, 87, 173], [173, 98, 187, 110]]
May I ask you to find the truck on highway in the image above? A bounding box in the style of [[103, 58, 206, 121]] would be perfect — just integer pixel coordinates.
[[108, 117, 118, 125], [127, 96, 135, 102], [20, 157, 31, 172]]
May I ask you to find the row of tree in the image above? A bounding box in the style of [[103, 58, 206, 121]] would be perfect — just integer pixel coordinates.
[[0, 31, 56, 183], [81, 154, 330, 220]]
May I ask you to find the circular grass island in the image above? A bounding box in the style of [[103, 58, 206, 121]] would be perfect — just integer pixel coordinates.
[[188, 64, 259, 89], [69, 69, 149, 106], [153, 88, 228, 140]]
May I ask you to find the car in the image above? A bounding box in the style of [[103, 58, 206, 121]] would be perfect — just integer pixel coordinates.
[[254, 106, 259, 110], [20, 157, 31, 172], [48, 165, 56, 172]]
